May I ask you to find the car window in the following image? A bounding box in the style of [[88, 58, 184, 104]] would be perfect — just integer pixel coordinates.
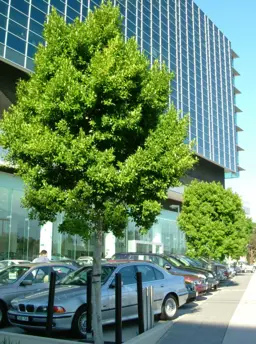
[[154, 268, 164, 280], [136, 265, 156, 282], [24, 267, 50, 284], [0, 266, 30, 285], [119, 266, 137, 285], [149, 256, 165, 268], [52, 266, 73, 280]]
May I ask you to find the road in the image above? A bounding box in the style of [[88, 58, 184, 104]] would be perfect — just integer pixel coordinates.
[[158, 273, 254, 344]]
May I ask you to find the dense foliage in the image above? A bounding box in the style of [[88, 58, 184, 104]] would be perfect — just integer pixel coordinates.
[[179, 181, 252, 260], [178, 180, 253, 260]]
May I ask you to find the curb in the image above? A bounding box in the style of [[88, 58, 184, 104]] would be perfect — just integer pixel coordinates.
[[124, 320, 173, 344], [0, 332, 76, 344], [0, 321, 173, 344]]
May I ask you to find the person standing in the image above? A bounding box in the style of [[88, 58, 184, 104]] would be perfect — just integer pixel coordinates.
[[32, 250, 50, 263]]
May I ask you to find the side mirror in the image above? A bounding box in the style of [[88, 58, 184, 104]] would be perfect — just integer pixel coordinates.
[[110, 280, 123, 289], [164, 264, 172, 270], [20, 280, 33, 287]]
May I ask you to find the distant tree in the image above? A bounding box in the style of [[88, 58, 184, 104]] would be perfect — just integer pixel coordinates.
[[178, 180, 253, 261], [247, 223, 256, 263], [0, 2, 196, 342]]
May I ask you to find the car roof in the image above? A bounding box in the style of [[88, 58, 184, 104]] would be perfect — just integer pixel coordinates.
[[114, 252, 166, 257], [10, 263, 77, 268]]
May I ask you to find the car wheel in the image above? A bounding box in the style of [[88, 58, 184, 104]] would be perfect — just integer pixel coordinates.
[[71, 305, 87, 338], [0, 301, 8, 328], [160, 294, 178, 320], [214, 285, 218, 291]]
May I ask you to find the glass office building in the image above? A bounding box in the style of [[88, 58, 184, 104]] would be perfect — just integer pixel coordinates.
[[0, 0, 241, 259]]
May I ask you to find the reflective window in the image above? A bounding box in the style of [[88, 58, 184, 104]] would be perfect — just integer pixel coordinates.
[[27, 43, 37, 58], [0, 1, 8, 16], [7, 33, 26, 53], [68, 0, 80, 13], [32, 0, 48, 13], [9, 7, 28, 27], [8, 20, 27, 40], [10, 0, 29, 15], [119, 266, 137, 285], [31, 5, 46, 24], [30, 19, 44, 36], [51, 0, 65, 14], [136, 265, 156, 282], [29, 30, 44, 46], [0, 14, 6, 29]]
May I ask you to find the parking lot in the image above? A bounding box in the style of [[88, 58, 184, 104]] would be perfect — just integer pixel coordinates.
[[0, 273, 253, 343]]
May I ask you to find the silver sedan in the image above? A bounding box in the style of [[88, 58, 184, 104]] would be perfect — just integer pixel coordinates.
[[0, 263, 77, 328], [8, 261, 188, 338]]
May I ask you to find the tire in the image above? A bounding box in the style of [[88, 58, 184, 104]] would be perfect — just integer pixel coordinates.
[[160, 294, 178, 320], [214, 285, 218, 291], [0, 301, 8, 328], [71, 305, 87, 338]]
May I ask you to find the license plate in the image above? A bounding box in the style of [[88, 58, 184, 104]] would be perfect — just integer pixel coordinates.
[[17, 316, 29, 322]]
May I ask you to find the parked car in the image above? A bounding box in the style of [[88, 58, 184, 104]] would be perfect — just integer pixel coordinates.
[[170, 255, 219, 291], [0, 260, 31, 271], [112, 253, 209, 293], [0, 263, 77, 327], [243, 264, 255, 273], [77, 256, 93, 264], [49, 259, 80, 268], [185, 281, 197, 303], [8, 261, 188, 337]]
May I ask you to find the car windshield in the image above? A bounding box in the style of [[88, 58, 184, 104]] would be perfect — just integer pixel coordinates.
[[164, 256, 183, 267], [60, 265, 116, 286], [0, 262, 8, 269], [0, 266, 30, 285], [178, 257, 190, 266]]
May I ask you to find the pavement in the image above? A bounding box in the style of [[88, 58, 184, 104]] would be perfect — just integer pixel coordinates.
[[157, 273, 255, 344]]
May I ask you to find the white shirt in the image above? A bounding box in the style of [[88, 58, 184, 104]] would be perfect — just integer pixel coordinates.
[[32, 256, 50, 263]]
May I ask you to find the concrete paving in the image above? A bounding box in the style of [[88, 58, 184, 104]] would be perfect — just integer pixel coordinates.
[[157, 274, 253, 344]]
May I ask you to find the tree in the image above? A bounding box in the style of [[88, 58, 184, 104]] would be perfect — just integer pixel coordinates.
[[0, 2, 196, 343], [247, 223, 256, 264], [178, 180, 253, 261]]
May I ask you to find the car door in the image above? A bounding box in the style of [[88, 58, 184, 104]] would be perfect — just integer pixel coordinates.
[[135, 265, 165, 314], [107, 265, 138, 323], [16, 266, 51, 299]]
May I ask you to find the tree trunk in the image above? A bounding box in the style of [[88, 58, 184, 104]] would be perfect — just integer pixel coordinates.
[[92, 230, 104, 344]]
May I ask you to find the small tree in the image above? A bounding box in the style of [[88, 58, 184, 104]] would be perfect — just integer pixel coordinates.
[[0, 2, 195, 343], [178, 180, 253, 261]]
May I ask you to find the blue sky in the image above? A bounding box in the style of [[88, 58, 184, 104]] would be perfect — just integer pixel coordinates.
[[195, 0, 256, 220]]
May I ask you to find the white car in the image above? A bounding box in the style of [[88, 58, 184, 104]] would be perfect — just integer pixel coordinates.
[[0, 260, 31, 271], [243, 264, 255, 273]]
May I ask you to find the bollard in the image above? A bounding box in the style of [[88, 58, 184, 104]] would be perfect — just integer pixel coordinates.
[[115, 273, 122, 344], [86, 270, 93, 338], [46, 271, 57, 336], [136, 272, 144, 334]]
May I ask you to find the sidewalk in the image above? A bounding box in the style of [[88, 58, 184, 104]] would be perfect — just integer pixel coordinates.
[[157, 274, 252, 344], [222, 272, 256, 344]]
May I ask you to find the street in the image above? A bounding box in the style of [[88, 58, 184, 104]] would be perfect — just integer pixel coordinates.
[[158, 273, 254, 344]]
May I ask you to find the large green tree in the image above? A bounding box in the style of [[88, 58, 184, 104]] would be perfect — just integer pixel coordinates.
[[0, 2, 195, 342], [178, 180, 253, 261]]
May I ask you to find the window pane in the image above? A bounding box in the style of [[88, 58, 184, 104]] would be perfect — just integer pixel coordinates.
[[31, 5, 46, 24], [0, 28, 5, 43], [68, 0, 80, 13], [29, 19, 43, 36], [29, 30, 44, 46], [8, 20, 27, 40], [32, 0, 48, 13], [154, 268, 164, 280], [136, 265, 156, 282], [0, 1, 8, 16], [10, 0, 29, 15], [9, 7, 28, 27], [6, 46, 25, 66], [27, 43, 37, 58], [7, 33, 26, 53], [0, 14, 7, 29], [119, 266, 137, 285]]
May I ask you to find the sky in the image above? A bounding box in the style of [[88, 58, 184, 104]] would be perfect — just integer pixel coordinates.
[[195, 0, 256, 221]]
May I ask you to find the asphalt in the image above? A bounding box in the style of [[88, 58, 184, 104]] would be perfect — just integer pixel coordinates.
[[157, 273, 253, 344]]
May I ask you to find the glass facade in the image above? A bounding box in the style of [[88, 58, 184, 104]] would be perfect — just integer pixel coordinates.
[[0, 0, 240, 173], [0, 172, 41, 261]]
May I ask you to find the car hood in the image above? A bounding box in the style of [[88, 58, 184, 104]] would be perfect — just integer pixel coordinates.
[[12, 285, 86, 304]]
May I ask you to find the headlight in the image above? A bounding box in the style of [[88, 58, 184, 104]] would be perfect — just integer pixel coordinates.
[[10, 300, 19, 310]]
